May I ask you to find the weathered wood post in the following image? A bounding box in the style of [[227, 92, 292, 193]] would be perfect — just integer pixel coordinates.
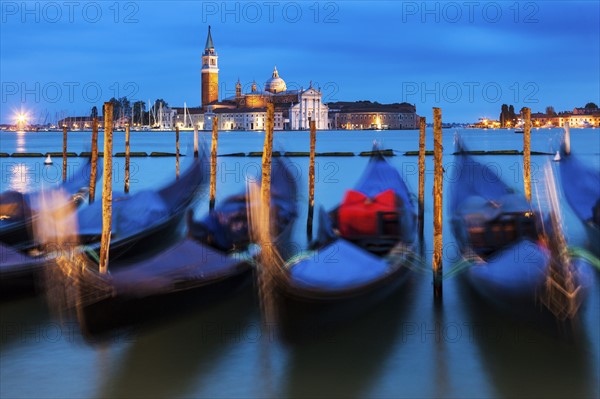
[[124, 123, 131, 193], [175, 125, 180, 179], [194, 124, 199, 158], [307, 119, 317, 238], [433, 108, 443, 299], [89, 117, 99, 203], [523, 107, 532, 201], [258, 102, 275, 323], [62, 125, 68, 182], [261, 105, 274, 234], [209, 117, 219, 211], [99, 102, 114, 274], [418, 116, 426, 239]]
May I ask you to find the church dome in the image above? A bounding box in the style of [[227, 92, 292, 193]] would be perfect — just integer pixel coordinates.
[[264, 66, 287, 93]]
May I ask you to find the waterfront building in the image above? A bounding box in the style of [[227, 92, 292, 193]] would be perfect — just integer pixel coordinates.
[[530, 108, 600, 128], [329, 101, 419, 130], [57, 116, 101, 130], [172, 26, 330, 131]]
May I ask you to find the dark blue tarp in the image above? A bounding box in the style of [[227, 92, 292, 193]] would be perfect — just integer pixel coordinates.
[[354, 154, 414, 214], [75, 158, 202, 239], [449, 151, 516, 214], [288, 239, 390, 291], [197, 157, 298, 250], [77, 191, 168, 238], [467, 240, 547, 294], [560, 151, 600, 223]]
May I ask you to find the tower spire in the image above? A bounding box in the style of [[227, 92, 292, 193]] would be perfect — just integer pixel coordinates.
[[205, 25, 214, 51]]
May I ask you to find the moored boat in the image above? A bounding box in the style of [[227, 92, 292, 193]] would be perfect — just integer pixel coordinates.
[[0, 160, 100, 248], [276, 149, 417, 338], [450, 138, 592, 320], [65, 157, 298, 337], [75, 156, 204, 261], [559, 141, 600, 257]]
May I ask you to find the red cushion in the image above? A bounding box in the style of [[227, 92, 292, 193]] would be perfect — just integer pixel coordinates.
[[338, 189, 397, 237]]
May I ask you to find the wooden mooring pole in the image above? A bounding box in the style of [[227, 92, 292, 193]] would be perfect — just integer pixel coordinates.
[[209, 117, 219, 211], [307, 119, 316, 238], [433, 108, 443, 299], [194, 124, 199, 158], [258, 102, 275, 324], [523, 107, 532, 202], [564, 121, 571, 155], [99, 102, 114, 274], [261, 104, 274, 233], [62, 125, 68, 182], [89, 117, 99, 203], [418, 116, 426, 240], [175, 125, 180, 179], [124, 123, 131, 193]]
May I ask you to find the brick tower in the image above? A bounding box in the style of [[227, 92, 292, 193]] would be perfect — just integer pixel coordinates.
[[202, 26, 219, 109]]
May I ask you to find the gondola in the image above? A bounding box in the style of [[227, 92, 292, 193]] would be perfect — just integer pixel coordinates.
[[73, 156, 204, 262], [276, 149, 417, 336], [1, 158, 201, 300], [559, 144, 600, 257], [67, 157, 298, 337], [449, 139, 592, 318], [0, 159, 100, 248]]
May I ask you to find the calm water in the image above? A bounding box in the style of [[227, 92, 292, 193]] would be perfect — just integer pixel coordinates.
[[1, 128, 599, 398]]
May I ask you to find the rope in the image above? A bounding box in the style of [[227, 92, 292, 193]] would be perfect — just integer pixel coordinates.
[[568, 246, 600, 270]]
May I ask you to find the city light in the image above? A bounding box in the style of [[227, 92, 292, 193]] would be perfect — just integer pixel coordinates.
[[15, 112, 27, 124]]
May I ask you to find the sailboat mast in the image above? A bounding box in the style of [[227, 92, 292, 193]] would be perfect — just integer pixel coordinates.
[[159, 102, 163, 130], [184, 102, 187, 128]]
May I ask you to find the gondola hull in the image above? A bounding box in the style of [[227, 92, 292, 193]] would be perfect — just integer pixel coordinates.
[[77, 260, 254, 338], [276, 250, 412, 340], [0, 244, 47, 300], [462, 240, 548, 311], [0, 219, 34, 248]]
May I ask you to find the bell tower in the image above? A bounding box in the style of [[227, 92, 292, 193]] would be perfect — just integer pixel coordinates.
[[236, 78, 242, 98], [201, 26, 219, 109]]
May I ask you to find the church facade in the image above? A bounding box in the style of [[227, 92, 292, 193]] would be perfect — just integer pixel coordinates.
[[173, 26, 329, 131]]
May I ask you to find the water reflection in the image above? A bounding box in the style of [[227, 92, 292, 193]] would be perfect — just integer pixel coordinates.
[[97, 288, 258, 398], [5, 163, 32, 193], [430, 301, 451, 397], [15, 131, 26, 152], [2, 161, 66, 194], [457, 277, 597, 398], [280, 277, 417, 398], [0, 298, 50, 350]]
